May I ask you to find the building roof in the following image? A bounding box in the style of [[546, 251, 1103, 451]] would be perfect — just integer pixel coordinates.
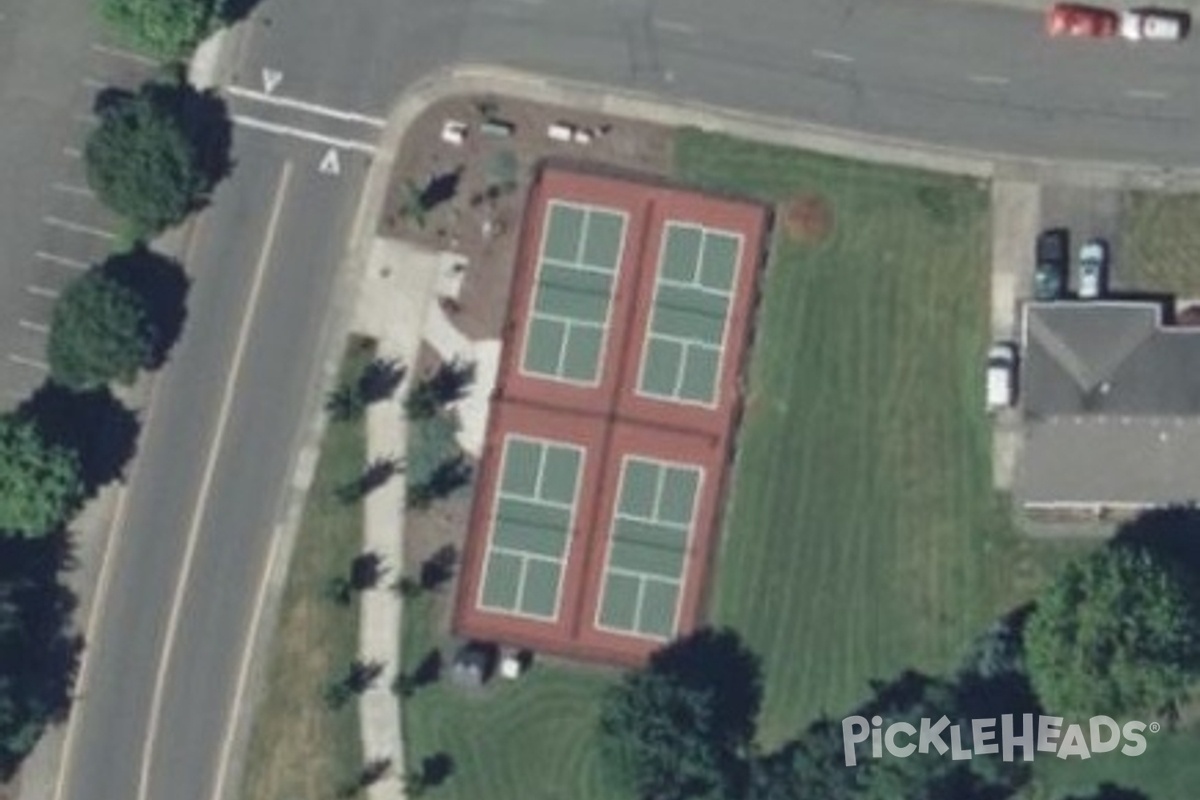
[[1016, 301, 1200, 507]]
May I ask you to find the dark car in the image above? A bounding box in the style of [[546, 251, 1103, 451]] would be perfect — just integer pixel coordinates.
[[1035, 228, 1069, 300]]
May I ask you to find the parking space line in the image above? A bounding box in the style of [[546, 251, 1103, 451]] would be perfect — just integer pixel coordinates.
[[82, 77, 107, 90], [26, 285, 60, 299], [653, 18, 697, 34], [90, 43, 158, 66], [36, 251, 90, 270], [19, 320, 49, 334], [969, 74, 1010, 85], [63, 147, 82, 159], [43, 216, 118, 240], [1125, 88, 1169, 100], [231, 114, 379, 154], [9, 354, 49, 371], [812, 49, 854, 63], [52, 183, 95, 198]]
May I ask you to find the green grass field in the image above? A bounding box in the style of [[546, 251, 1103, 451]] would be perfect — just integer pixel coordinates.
[[674, 130, 1083, 746], [399, 592, 623, 800], [1119, 192, 1200, 297], [238, 338, 372, 800]]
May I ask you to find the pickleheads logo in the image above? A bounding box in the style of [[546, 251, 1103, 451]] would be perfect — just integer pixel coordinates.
[[841, 714, 1158, 767]]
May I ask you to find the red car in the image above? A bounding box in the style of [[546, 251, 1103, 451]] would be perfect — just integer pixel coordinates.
[[1047, 3, 1120, 37]]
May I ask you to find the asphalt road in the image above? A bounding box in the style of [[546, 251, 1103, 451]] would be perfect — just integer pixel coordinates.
[[43, 2, 1200, 800]]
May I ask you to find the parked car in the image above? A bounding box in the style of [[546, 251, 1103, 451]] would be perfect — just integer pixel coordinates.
[[987, 343, 1018, 411], [1047, 3, 1120, 37], [1120, 8, 1189, 41], [1078, 239, 1107, 299], [1035, 228, 1069, 300]]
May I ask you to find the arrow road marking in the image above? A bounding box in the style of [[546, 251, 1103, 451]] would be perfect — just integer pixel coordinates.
[[319, 148, 341, 175], [261, 68, 283, 94]]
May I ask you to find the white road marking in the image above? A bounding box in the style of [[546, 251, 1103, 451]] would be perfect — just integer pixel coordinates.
[[19, 320, 49, 334], [232, 114, 378, 155], [319, 147, 341, 175], [968, 74, 1010, 85], [135, 161, 294, 800], [82, 77, 107, 90], [654, 18, 697, 34], [261, 68, 283, 94], [8, 354, 48, 370], [226, 85, 386, 127], [812, 48, 854, 63], [90, 42, 158, 66], [43, 216, 117, 240], [36, 251, 89, 270], [1125, 88, 1169, 100], [63, 147, 82, 159], [73, 112, 98, 125], [26, 285, 59, 298], [52, 183, 94, 197]]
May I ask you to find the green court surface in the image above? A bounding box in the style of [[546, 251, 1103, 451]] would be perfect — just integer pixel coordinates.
[[639, 223, 740, 404], [597, 458, 701, 639], [522, 202, 627, 384], [479, 437, 583, 619]]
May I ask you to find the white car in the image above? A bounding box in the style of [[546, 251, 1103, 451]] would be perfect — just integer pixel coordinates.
[[1120, 8, 1189, 41], [986, 343, 1018, 411], [1078, 239, 1107, 299]]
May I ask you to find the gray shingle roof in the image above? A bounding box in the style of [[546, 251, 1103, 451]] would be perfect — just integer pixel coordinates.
[[1016, 301, 1200, 506]]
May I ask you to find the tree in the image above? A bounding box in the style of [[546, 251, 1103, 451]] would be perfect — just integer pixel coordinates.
[[84, 82, 215, 237], [1024, 544, 1200, 720], [98, 0, 219, 60], [48, 269, 154, 390], [599, 629, 761, 800], [0, 416, 82, 537]]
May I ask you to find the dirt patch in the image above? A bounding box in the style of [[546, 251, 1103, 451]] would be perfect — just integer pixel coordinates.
[[379, 95, 673, 342], [783, 194, 834, 244]]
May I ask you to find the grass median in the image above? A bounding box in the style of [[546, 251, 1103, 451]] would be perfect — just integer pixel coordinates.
[[238, 337, 373, 800]]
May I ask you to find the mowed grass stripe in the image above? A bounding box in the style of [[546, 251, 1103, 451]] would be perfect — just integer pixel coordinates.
[[675, 130, 1036, 745]]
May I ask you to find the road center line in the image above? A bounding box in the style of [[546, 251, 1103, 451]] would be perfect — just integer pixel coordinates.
[[1124, 88, 1169, 100], [135, 160, 294, 800], [811, 48, 854, 63], [225, 85, 387, 128], [968, 74, 1010, 85], [232, 114, 378, 155]]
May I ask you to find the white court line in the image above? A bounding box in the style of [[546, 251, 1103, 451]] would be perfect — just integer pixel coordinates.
[[225, 85, 386, 127], [19, 320, 49, 334], [231, 115, 378, 154], [43, 216, 117, 240], [36, 251, 89, 270], [90, 42, 158, 66], [63, 147, 81, 159], [8, 354, 48, 370], [26, 285, 59, 298], [1125, 88, 1169, 100], [968, 74, 1010, 85], [812, 48, 854, 63], [52, 183, 94, 197], [653, 18, 697, 34]]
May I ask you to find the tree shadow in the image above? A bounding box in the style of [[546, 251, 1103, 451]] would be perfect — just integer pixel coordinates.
[[419, 544, 457, 591], [649, 628, 763, 747], [420, 166, 463, 211], [349, 552, 384, 591], [413, 648, 442, 688], [337, 456, 402, 504], [17, 383, 140, 499], [0, 531, 82, 777], [101, 247, 190, 369], [1065, 785, 1151, 800], [358, 358, 405, 404], [217, 0, 267, 25], [427, 359, 475, 405], [420, 752, 454, 787], [1114, 506, 1200, 579]]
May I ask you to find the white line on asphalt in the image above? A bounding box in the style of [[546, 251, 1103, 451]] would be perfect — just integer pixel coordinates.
[[73, 112, 98, 125], [811, 48, 854, 63], [653, 18, 697, 34], [135, 161, 295, 800], [18, 320, 49, 334], [232, 114, 378, 155], [36, 251, 90, 270], [1124, 88, 1169, 100], [968, 74, 1010, 85], [225, 85, 387, 127], [81, 77, 107, 90], [90, 42, 158, 66], [49, 212, 206, 800], [52, 183, 95, 197], [8, 354, 48, 370], [43, 216, 118, 240], [26, 285, 59, 298], [63, 147, 81, 159]]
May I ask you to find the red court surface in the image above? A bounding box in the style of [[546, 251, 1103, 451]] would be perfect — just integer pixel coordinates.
[[453, 167, 768, 665]]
